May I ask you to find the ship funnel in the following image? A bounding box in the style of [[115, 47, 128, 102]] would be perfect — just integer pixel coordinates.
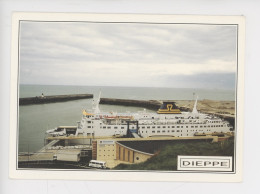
[[192, 95, 199, 114], [157, 102, 181, 114]]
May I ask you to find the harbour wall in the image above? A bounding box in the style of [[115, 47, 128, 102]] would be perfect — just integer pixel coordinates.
[[100, 98, 161, 110], [19, 94, 93, 105]]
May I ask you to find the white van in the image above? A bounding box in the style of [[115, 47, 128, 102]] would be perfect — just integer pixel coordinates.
[[89, 160, 106, 169]]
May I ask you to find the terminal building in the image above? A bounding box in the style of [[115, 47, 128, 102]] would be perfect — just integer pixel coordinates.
[[92, 136, 219, 168]]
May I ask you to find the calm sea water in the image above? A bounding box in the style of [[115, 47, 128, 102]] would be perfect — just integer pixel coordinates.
[[19, 84, 235, 100], [19, 85, 235, 152]]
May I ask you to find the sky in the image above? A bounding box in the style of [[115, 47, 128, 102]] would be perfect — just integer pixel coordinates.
[[19, 21, 237, 89]]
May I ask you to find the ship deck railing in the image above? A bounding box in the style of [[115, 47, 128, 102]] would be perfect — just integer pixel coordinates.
[[99, 121, 220, 126]]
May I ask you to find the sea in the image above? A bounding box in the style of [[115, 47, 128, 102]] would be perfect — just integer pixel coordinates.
[[18, 84, 235, 152]]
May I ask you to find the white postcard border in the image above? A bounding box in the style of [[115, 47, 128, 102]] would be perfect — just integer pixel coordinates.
[[9, 12, 245, 182]]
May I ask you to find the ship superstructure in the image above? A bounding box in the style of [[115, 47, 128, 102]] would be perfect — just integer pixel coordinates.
[[46, 93, 233, 138]]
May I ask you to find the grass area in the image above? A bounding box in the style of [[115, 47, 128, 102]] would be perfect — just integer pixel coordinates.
[[113, 138, 234, 171]]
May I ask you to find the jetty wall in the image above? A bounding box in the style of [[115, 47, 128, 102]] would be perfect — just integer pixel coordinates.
[[20, 94, 93, 105], [100, 98, 161, 110]]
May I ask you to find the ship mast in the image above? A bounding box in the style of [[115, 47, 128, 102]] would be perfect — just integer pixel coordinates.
[[192, 95, 198, 114], [94, 90, 101, 114]]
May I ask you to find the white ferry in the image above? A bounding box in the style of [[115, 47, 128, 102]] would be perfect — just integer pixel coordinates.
[[46, 93, 233, 138]]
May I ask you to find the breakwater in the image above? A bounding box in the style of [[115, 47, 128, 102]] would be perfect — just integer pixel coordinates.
[[100, 98, 161, 110], [19, 94, 93, 105]]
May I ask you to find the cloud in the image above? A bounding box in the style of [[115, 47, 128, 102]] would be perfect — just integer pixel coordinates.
[[19, 21, 237, 89]]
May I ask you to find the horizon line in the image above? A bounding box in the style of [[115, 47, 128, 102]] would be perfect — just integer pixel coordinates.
[[19, 83, 235, 91]]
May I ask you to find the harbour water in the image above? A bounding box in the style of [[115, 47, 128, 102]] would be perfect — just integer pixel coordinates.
[[18, 84, 235, 152]]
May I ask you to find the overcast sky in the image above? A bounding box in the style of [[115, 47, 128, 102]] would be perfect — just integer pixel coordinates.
[[19, 21, 237, 89]]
